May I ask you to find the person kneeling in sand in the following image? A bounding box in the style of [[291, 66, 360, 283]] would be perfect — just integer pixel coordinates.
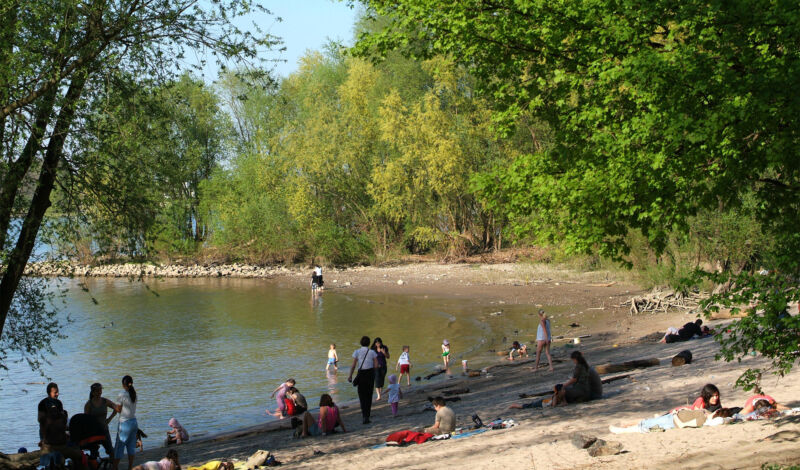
[[299, 394, 347, 437], [509, 341, 528, 360], [424, 397, 455, 435]]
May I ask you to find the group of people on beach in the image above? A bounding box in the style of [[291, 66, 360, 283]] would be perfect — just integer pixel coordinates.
[[609, 383, 789, 433], [509, 310, 555, 373], [34, 376, 189, 470]]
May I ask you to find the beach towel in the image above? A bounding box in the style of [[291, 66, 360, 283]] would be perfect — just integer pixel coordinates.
[[385, 430, 435, 445]]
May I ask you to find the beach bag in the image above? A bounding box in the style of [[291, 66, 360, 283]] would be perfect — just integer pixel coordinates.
[[243, 450, 270, 470], [674, 409, 707, 428], [352, 349, 368, 387]]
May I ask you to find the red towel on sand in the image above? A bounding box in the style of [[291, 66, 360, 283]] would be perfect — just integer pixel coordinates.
[[386, 430, 435, 445]]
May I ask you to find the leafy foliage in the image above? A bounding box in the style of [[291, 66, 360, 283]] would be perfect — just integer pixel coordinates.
[[353, 0, 800, 387]]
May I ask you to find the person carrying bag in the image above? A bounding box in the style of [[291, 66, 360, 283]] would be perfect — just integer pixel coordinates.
[[348, 336, 379, 424]]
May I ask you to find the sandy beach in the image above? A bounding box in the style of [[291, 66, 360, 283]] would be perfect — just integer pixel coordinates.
[[7, 262, 799, 469], [110, 263, 798, 470]]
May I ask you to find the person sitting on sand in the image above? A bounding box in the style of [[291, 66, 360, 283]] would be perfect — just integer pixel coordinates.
[[424, 397, 456, 435], [299, 394, 347, 437], [509, 341, 528, 360], [165, 418, 189, 445], [534, 310, 553, 371], [287, 387, 308, 416], [663, 319, 704, 343], [268, 379, 295, 419], [610, 407, 736, 434], [132, 448, 179, 470], [671, 384, 722, 412], [552, 351, 592, 406]]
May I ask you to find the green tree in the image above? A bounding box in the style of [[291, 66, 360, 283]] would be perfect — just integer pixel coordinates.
[[0, 0, 278, 371], [354, 1, 800, 387]]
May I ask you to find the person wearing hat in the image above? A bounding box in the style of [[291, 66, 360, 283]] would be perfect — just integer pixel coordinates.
[[441, 340, 450, 368]]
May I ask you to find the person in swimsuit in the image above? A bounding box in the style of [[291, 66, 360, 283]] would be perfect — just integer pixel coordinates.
[[326, 344, 339, 371], [268, 379, 295, 419], [441, 340, 450, 368]]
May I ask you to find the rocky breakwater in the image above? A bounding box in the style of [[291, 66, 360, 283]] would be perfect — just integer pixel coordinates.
[[24, 261, 295, 279]]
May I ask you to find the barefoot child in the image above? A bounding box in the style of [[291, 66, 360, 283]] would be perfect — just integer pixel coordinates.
[[386, 374, 402, 417], [441, 340, 450, 368], [326, 344, 338, 371], [396, 346, 412, 386], [268, 379, 295, 419]]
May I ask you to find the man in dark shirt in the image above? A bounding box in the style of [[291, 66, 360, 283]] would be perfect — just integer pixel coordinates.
[[38, 383, 66, 440], [665, 319, 703, 343]]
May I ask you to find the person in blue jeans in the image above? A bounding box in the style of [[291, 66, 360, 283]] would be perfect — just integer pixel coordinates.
[[112, 376, 138, 470]]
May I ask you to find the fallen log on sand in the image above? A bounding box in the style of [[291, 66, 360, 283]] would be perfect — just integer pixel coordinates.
[[672, 350, 693, 366], [594, 358, 660, 374]]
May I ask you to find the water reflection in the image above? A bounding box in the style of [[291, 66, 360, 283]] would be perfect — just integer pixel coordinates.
[[0, 277, 499, 453]]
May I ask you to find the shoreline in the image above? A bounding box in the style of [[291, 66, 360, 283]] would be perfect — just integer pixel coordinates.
[[126, 318, 800, 470], [12, 262, 798, 468]]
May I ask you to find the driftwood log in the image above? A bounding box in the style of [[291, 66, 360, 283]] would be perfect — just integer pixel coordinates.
[[594, 358, 660, 374], [623, 288, 704, 315], [672, 350, 693, 366], [517, 373, 632, 399]]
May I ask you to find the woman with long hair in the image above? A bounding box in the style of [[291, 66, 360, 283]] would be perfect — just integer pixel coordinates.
[[112, 375, 138, 470], [299, 393, 347, 437], [84, 383, 117, 457], [371, 337, 389, 400], [552, 351, 592, 406]]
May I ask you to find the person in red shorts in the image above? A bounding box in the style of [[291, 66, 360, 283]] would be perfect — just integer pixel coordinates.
[[396, 345, 412, 386]]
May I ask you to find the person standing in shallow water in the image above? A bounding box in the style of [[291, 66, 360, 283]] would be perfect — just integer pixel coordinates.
[[348, 336, 379, 424], [371, 337, 389, 400]]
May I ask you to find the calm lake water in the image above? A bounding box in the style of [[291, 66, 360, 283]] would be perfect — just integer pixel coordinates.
[[0, 277, 524, 453]]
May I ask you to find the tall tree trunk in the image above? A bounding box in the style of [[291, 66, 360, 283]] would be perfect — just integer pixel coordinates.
[[0, 74, 86, 338], [0, 87, 58, 250]]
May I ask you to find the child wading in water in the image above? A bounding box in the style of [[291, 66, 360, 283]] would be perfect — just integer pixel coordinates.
[[396, 345, 412, 386], [386, 374, 402, 417], [268, 379, 296, 419], [326, 344, 339, 371], [441, 340, 450, 368]]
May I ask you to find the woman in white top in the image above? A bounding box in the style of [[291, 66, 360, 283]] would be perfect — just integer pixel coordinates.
[[534, 310, 554, 372], [112, 375, 138, 470], [348, 336, 379, 424]]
